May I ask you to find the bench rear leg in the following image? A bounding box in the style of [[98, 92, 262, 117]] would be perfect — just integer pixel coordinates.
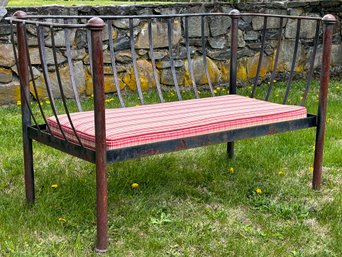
[[227, 142, 234, 159], [23, 131, 35, 204]]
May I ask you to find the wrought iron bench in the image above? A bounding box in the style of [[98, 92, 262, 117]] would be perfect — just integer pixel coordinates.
[[7, 10, 336, 252]]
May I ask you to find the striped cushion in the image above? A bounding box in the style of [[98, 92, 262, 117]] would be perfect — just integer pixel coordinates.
[[47, 95, 307, 150]]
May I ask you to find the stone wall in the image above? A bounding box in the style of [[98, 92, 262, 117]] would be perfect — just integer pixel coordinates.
[[0, 1, 341, 105]]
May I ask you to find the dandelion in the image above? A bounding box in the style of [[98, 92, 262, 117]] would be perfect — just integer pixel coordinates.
[[336, 86, 340, 90], [229, 167, 235, 174], [309, 166, 314, 172], [222, 88, 226, 92], [51, 184, 58, 189], [90, 94, 94, 98], [105, 98, 114, 103], [216, 87, 221, 90], [273, 79, 277, 83], [300, 96, 303, 100], [267, 82, 271, 85], [214, 89, 217, 94], [131, 183, 139, 189], [58, 217, 66, 222], [277, 171, 285, 176], [255, 188, 262, 194], [197, 91, 201, 94], [16, 100, 21, 106], [45, 100, 50, 105], [135, 104, 140, 107]]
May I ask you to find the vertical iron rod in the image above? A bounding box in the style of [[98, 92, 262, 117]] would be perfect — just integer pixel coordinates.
[[283, 19, 301, 104], [313, 15, 336, 190], [227, 9, 240, 159], [148, 18, 164, 102], [64, 26, 83, 112], [265, 17, 283, 101], [184, 16, 199, 98], [251, 16, 267, 98], [50, 26, 84, 147], [301, 20, 320, 106], [167, 18, 182, 100], [14, 11, 35, 204], [108, 20, 125, 107], [201, 15, 214, 96], [87, 17, 108, 252], [129, 18, 144, 104]]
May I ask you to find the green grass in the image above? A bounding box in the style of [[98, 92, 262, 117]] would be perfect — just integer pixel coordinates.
[[8, 0, 174, 7], [0, 80, 341, 256]]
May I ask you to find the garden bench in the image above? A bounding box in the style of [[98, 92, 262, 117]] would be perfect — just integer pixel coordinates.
[[7, 10, 336, 252]]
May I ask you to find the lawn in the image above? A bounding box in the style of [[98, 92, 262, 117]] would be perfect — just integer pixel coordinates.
[[7, 0, 174, 7], [0, 80, 341, 256]]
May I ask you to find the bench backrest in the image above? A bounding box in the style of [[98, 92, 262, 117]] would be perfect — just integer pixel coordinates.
[[7, 11, 336, 141]]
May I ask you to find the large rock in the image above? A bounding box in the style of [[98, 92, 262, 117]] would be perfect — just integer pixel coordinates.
[[228, 29, 246, 48], [113, 19, 140, 29], [0, 67, 13, 83], [31, 61, 85, 99], [209, 16, 231, 37], [252, 9, 287, 30], [185, 16, 209, 38], [277, 39, 304, 72], [135, 20, 182, 49], [184, 56, 221, 86], [29, 47, 66, 65], [310, 44, 342, 69], [0, 81, 20, 105], [160, 67, 185, 86], [85, 70, 125, 96], [156, 59, 184, 69], [285, 13, 320, 39], [208, 36, 227, 49], [246, 53, 272, 79], [45, 29, 76, 47], [0, 44, 15, 67], [12, 66, 41, 81], [123, 59, 159, 91]]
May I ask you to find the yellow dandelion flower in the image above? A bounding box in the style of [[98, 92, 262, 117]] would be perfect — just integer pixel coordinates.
[[222, 88, 226, 91], [105, 98, 114, 103], [273, 80, 277, 83], [131, 183, 139, 189], [16, 100, 21, 106], [229, 167, 235, 174], [277, 171, 285, 176], [45, 100, 50, 105], [58, 217, 66, 222], [255, 188, 262, 194], [309, 166, 314, 172], [336, 86, 340, 90], [214, 90, 217, 94], [51, 184, 58, 189], [267, 82, 271, 85], [135, 104, 140, 107], [197, 91, 201, 94], [216, 87, 221, 90], [90, 94, 94, 98]]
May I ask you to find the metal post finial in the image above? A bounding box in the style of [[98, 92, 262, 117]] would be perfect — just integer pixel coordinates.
[[13, 10, 27, 19], [229, 9, 240, 16], [87, 17, 105, 30], [322, 14, 337, 24]]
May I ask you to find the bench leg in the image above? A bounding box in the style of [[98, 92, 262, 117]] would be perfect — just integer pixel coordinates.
[[95, 161, 108, 253], [312, 125, 325, 190], [23, 134, 35, 204], [227, 142, 234, 159]]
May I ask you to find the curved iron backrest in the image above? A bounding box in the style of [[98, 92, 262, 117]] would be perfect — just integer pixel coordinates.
[[7, 11, 334, 150]]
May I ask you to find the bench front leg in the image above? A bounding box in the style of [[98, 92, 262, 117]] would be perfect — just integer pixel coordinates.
[[88, 17, 108, 252], [312, 14, 336, 190]]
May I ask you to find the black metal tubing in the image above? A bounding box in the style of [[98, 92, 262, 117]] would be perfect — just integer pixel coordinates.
[[107, 20, 125, 107], [201, 15, 214, 96], [28, 125, 96, 163], [167, 18, 182, 100], [106, 115, 317, 163]]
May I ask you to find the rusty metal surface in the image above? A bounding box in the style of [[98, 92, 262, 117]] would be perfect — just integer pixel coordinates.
[[313, 15, 336, 190]]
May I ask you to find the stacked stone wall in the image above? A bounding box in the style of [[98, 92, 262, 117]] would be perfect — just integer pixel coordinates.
[[0, 1, 341, 105]]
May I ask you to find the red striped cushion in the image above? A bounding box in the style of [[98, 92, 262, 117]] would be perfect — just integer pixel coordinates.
[[47, 95, 307, 150]]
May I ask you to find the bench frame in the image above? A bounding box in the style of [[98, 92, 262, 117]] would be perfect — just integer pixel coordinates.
[[10, 10, 336, 252]]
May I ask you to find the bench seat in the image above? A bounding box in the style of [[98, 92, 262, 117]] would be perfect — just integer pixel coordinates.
[[47, 95, 307, 150]]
